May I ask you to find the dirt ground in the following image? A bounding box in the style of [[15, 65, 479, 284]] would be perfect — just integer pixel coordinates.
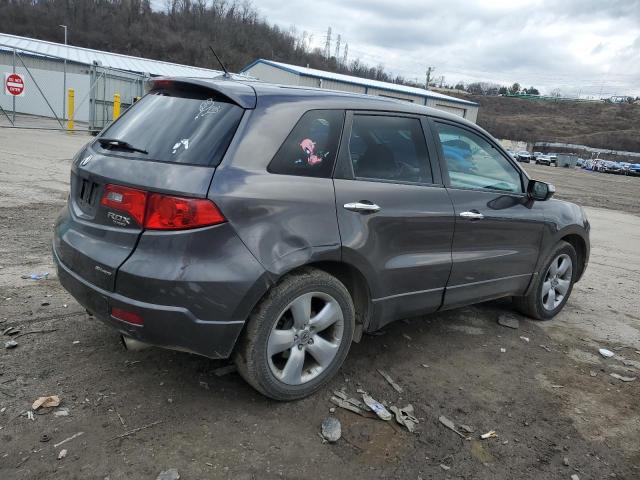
[[1, 130, 639, 480]]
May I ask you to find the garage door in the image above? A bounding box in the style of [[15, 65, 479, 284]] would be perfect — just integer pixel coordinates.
[[435, 104, 466, 118]]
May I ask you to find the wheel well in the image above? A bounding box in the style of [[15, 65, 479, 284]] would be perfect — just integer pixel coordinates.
[[306, 261, 372, 341], [562, 234, 586, 280]]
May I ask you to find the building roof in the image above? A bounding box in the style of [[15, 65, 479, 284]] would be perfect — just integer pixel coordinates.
[[0, 33, 224, 77], [241, 59, 477, 107]]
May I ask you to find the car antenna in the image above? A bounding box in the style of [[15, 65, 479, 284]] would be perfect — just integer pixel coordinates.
[[209, 46, 231, 78]]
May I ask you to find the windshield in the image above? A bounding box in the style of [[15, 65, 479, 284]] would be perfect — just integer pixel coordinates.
[[97, 90, 244, 166]]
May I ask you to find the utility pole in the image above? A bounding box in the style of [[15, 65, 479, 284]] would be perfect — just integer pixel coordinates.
[[324, 27, 332, 59], [425, 66, 434, 90], [60, 25, 68, 120], [334, 34, 341, 60], [342, 43, 348, 66]]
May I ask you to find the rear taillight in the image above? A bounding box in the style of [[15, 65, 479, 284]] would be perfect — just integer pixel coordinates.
[[111, 307, 144, 326], [100, 184, 225, 230], [101, 184, 147, 225], [145, 193, 225, 230]]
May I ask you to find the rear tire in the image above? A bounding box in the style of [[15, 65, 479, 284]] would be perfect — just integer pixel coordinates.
[[513, 241, 577, 320], [233, 268, 355, 401]]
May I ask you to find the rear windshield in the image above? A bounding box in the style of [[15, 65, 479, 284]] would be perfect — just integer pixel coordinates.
[[96, 89, 244, 166]]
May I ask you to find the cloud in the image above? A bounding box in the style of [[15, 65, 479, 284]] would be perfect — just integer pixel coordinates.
[[254, 0, 640, 96]]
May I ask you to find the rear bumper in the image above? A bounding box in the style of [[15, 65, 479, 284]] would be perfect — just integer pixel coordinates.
[[54, 245, 246, 359]]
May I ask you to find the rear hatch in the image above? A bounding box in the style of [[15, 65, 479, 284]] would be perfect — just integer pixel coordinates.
[[55, 78, 253, 291]]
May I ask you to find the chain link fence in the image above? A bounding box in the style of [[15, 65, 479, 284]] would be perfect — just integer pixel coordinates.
[[0, 44, 145, 132]]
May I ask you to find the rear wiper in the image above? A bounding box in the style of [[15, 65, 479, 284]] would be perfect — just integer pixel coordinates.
[[98, 138, 148, 155]]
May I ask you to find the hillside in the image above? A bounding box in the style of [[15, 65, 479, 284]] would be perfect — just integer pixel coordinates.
[[467, 95, 640, 152]]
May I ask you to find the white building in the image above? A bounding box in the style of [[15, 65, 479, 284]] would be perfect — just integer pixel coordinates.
[[241, 59, 479, 122], [0, 33, 224, 128]]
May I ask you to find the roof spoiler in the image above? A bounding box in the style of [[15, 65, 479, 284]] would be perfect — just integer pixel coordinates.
[[146, 77, 256, 109]]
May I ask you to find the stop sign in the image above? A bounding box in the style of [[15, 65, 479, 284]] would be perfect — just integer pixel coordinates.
[[4, 73, 25, 96]]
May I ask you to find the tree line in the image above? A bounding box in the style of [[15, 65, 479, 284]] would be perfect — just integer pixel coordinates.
[[0, 0, 413, 85]]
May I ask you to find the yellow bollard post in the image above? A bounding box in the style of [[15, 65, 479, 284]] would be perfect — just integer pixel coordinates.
[[67, 88, 74, 131], [113, 93, 121, 120]]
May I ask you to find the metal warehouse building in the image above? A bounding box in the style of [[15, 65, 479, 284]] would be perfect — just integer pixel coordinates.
[[241, 59, 479, 122], [0, 33, 223, 130]]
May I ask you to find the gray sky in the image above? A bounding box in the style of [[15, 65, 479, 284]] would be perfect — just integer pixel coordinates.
[[253, 0, 640, 97]]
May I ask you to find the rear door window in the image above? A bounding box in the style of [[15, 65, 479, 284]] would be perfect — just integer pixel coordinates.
[[268, 110, 344, 178], [96, 89, 244, 166], [349, 115, 433, 184]]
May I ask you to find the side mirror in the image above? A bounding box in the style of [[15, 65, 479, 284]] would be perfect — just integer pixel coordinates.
[[527, 180, 555, 201]]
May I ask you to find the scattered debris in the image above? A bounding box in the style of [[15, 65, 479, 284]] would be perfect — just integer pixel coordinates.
[[590, 371, 597, 377], [115, 409, 126, 426], [110, 420, 162, 440], [26, 411, 34, 421], [32, 395, 61, 410], [14, 328, 58, 339], [500, 348, 506, 353], [41, 301, 50, 306], [438, 415, 466, 438], [54, 431, 84, 448], [571, 474, 580, 480], [390, 404, 419, 433], [377, 369, 403, 393], [321, 417, 341, 442], [539, 344, 552, 352], [362, 393, 392, 421], [519, 336, 530, 343], [329, 392, 373, 418], [199, 381, 209, 390], [40, 433, 51, 442], [213, 364, 237, 377], [563, 457, 570, 466], [497, 314, 519, 329], [21, 272, 49, 280], [3, 326, 19, 336], [459, 424, 475, 434], [57, 449, 67, 460], [156, 469, 180, 480], [402, 333, 412, 341], [551, 384, 565, 388], [54, 408, 69, 417], [599, 348, 615, 358], [72, 340, 80, 345], [480, 430, 498, 439], [440, 464, 451, 471], [610, 373, 636, 382], [4, 340, 17, 349], [421, 364, 429, 368]]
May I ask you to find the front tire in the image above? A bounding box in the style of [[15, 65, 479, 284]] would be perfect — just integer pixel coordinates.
[[234, 268, 355, 400], [513, 241, 577, 320]]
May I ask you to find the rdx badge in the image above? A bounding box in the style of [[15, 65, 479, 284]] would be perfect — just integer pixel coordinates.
[[107, 211, 131, 226]]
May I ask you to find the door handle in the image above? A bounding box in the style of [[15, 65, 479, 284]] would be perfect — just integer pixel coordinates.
[[344, 201, 381, 213], [459, 210, 484, 220]]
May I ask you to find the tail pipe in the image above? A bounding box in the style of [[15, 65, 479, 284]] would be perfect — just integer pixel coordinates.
[[121, 335, 151, 352]]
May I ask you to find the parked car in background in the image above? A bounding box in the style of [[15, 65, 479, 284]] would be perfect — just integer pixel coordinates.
[[532, 151, 543, 161], [601, 160, 622, 174], [536, 155, 553, 166], [625, 163, 640, 176], [547, 153, 558, 166], [516, 151, 533, 163], [576, 158, 585, 167], [619, 162, 631, 173], [53, 77, 591, 400]]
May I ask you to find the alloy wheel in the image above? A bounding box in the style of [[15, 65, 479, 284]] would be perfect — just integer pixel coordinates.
[[267, 292, 345, 385], [541, 253, 573, 311]]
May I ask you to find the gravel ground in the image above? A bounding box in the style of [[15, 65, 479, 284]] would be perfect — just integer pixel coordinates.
[[1, 130, 638, 479]]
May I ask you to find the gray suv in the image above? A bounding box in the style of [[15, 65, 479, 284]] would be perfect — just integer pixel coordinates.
[[54, 78, 590, 400]]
